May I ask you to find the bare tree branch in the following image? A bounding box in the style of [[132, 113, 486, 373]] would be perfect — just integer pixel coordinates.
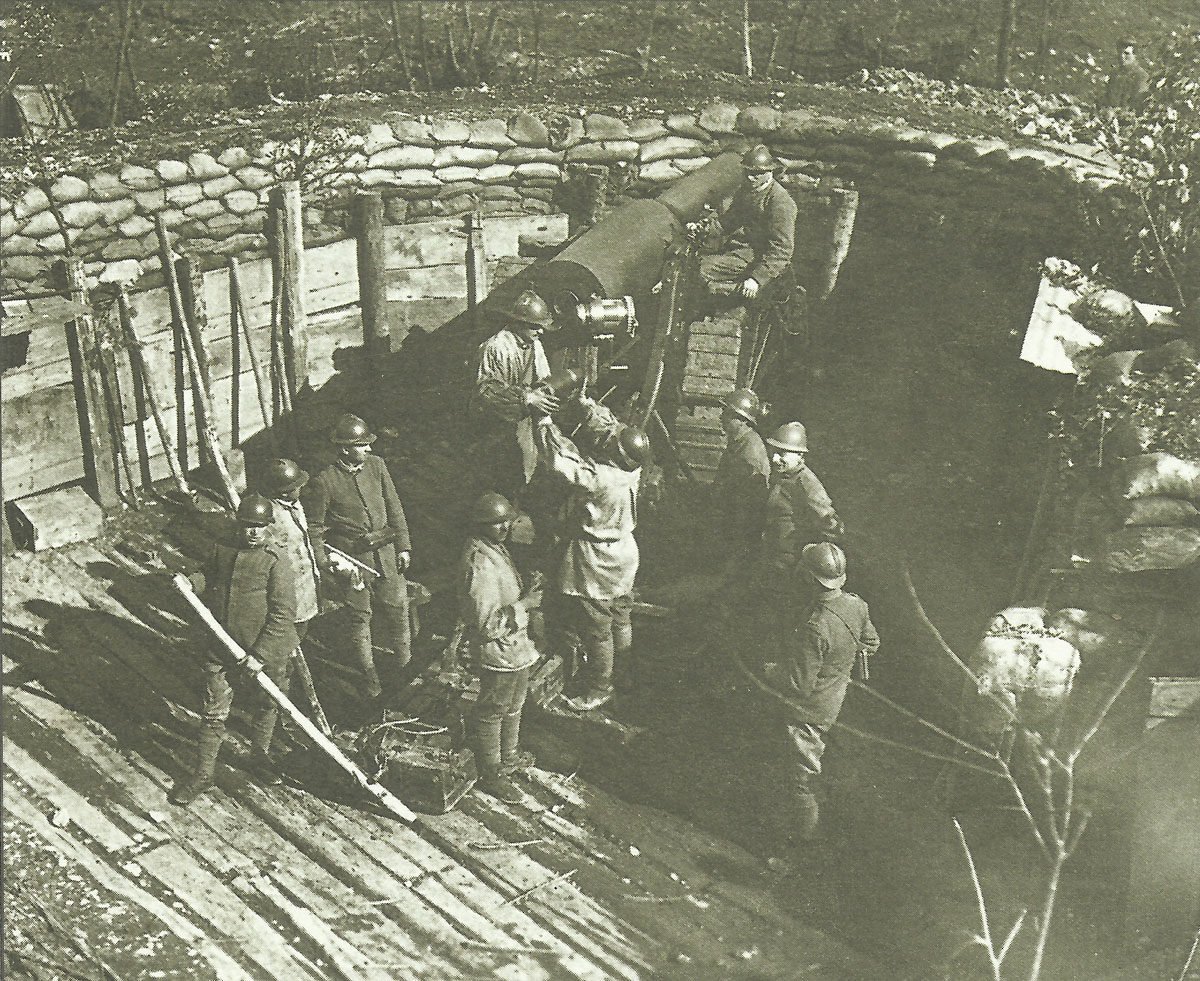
[[849, 678, 998, 760]]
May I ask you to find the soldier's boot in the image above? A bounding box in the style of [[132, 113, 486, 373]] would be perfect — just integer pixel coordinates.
[[472, 716, 522, 804], [349, 617, 384, 700], [170, 727, 224, 806], [245, 704, 284, 786], [499, 709, 536, 776]]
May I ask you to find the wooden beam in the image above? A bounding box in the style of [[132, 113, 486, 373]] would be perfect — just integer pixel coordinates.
[[154, 217, 191, 474], [60, 257, 121, 514], [270, 181, 309, 394], [466, 209, 489, 330], [355, 191, 390, 364]]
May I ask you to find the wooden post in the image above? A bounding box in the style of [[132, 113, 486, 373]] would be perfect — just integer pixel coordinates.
[[271, 181, 309, 396], [354, 192, 390, 364], [228, 260, 241, 448], [61, 257, 121, 514], [154, 216, 191, 474], [91, 306, 138, 501], [465, 208, 489, 329], [178, 254, 214, 442]]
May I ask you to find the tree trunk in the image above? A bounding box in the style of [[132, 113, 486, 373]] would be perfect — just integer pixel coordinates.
[[741, 0, 754, 78], [1034, 0, 1054, 79], [996, 0, 1016, 87]]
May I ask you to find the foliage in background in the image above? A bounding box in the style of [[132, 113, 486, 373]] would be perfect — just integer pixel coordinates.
[[1088, 30, 1200, 309]]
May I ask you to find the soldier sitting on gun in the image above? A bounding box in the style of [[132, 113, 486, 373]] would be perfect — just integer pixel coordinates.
[[696, 145, 798, 304], [170, 494, 298, 806]]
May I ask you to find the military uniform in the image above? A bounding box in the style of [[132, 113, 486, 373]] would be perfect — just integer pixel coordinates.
[[701, 179, 798, 293], [762, 465, 843, 584], [1103, 60, 1149, 110], [537, 410, 640, 697], [303, 454, 411, 698], [268, 496, 321, 632], [472, 327, 552, 497], [186, 538, 299, 794], [715, 416, 771, 555], [459, 535, 541, 779], [769, 588, 880, 842]]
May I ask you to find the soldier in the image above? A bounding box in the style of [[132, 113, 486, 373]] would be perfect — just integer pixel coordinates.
[[536, 399, 652, 711], [170, 494, 297, 806], [1102, 40, 1150, 116], [714, 387, 770, 564], [459, 492, 544, 805], [303, 414, 412, 718], [472, 289, 561, 500], [761, 421, 843, 588], [763, 543, 880, 852], [262, 458, 321, 649], [699, 145, 798, 303]]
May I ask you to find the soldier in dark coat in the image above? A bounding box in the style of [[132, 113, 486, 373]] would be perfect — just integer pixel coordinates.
[[459, 492, 544, 805], [303, 414, 411, 716], [714, 387, 770, 564], [700, 145, 798, 302], [170, 494, 298, 806], [764, 543, 879, 854], [1102, 40, 1150, 114], [760, 421, 844, 588]]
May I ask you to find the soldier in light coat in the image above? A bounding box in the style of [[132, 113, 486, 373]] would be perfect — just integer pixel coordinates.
[[170, 494, 298, 806], [535, 399, 652, 711], [472, 289, 561, 500], [459, 492, 543, 805]]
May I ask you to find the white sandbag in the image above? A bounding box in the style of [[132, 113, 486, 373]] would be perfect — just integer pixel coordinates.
[[1112, 453, 1200, 501], [1045, 608, 1109, 657], [1110, 495, 1200, 527], [971, 633, 1080, 703], [986, 607, 1046, 634], [1101, 527, 1200, 572]]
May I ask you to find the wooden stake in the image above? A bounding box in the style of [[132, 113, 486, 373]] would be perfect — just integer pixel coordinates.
[[172, 574, 417, 823], [154, 217, 191, 473], [178, 254, 214, 433], [271, 181, 309, 396], [62, 257, 122, 513], [92, 305, 138, 501], [117, 288, 190, 498], [354, 192, 390, 365], [290, 648, 333, 738]]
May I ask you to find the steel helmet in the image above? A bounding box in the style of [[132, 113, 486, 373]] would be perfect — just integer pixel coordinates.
[[507, 289, 555, 329], [264, 458, 309, 496], [469, 491, 519, 524], [801, 542, 847, 589], [766, 421, 809, 454], [614, 425, 652, 471], [237, 493, 275, 527], [330, 413, 376, 446], [722, 387, 762, 424], [742, 144, 779, 173]]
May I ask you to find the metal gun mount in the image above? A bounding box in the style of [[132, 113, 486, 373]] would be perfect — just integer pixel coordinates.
[[554, 292, 637, 342]]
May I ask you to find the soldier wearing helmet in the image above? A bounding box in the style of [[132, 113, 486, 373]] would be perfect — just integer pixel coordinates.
[[762, 542, 879, 854], [714, 388, 771, 558], [170, 494, 298, 806], [262, 459, 321, 639], [534, 397, 650, 712], [472, 289, 560, 499], [458, 492, 545, 804], [699, 144, 798, 302], [761, 420, 844, 589], [302, 413, 412, 722]]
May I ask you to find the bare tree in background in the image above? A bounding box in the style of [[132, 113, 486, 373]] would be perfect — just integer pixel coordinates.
[[741, 0, 754, 78], [996, 0, 1016, 86]]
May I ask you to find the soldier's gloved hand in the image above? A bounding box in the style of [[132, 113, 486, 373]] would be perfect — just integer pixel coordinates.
[[328, 552, 355, 577], [397, 549, 411, 573], [240, 654, 265, 676], [521, 579, 545, 612], [740, 277, 760, 300], [526, 388, 561, 417]]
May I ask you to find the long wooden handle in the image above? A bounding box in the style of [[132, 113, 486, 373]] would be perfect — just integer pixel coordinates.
[[290, 647, 333, 738], [156, 219, 240, 510], [173, 574, 416, 823], [116, 288, 191, 497]]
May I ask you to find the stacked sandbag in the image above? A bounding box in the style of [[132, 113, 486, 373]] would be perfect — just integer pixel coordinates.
[[967, 606, 1082, 739], [1102, 452, 1200, 571]]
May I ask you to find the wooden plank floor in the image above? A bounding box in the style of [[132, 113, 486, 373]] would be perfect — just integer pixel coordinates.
[[3, 502, 878, 979]]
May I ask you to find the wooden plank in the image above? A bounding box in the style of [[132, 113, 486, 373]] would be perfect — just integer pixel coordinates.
[[681, 375, 736, 397], [1, 356, 76, 402], [688, 333, 740, 355], [688, 314, 745, 337], [0, 319, 72, 374], [383, 214, 567, 270], [2, 779, 255, 981], [387, 297, 468, 335], [2, 383, 85, 499], [685, 350, 739, 377], [1148, 677, 1200, 721], [386, 264, 469, 301], [1, 295, 89, 336]]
